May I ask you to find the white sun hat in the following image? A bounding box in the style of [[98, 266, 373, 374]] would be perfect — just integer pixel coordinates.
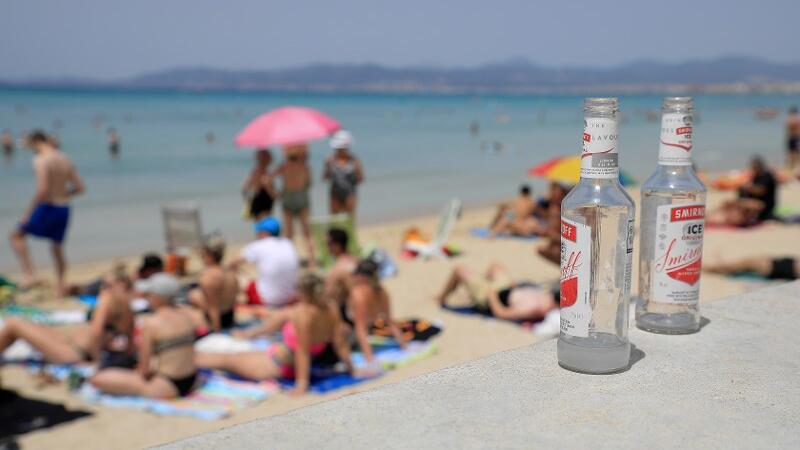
[[329, 130, 354, 150]]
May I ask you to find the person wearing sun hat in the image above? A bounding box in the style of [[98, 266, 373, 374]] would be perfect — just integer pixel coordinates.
[[324, 130, 364, 217], [228, 216, 300, 308]]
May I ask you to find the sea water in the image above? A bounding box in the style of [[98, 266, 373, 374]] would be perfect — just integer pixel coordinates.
[[0, 89, 796, 269]]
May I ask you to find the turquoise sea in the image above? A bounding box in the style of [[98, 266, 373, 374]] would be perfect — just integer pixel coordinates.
[[1, 89, 798, 270]]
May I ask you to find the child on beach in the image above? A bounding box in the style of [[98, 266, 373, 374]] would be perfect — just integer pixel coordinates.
[[9, 130, 85, 296]]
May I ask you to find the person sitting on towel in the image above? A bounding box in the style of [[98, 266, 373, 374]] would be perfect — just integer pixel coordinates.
[[436, 262, 559, 322], [195, 274, 354, 395], [187, 235, 240, 331], [0, 268, 135, 367]]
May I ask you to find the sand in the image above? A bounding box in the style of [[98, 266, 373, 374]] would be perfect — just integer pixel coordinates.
[[4, 184, 800, 449]]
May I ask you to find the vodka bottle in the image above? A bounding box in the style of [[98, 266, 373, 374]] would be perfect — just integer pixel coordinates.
[[636, 97, 706, 334], [558, 98, 635, 374]]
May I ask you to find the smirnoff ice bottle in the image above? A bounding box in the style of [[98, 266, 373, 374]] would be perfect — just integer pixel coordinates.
[[558, 98, 635, 374], [636, 97, 706, 334]]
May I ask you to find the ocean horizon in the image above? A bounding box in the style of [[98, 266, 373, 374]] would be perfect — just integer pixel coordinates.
[[1, 89, 798, 271]]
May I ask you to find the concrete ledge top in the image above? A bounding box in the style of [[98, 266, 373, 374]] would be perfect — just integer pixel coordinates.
[[162, 282, 800, 449]]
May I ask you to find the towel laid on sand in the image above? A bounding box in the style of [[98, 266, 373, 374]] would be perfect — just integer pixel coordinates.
[[470, 227, 539, 241], [80, 372, 279, 420], [0, 305, 87, 326]]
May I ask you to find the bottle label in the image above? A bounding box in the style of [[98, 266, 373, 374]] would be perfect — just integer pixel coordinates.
[[581, 117, 619, 179], [560, 217, 591, 337], [658, 113, 693, 165], [651, 203, 705, 304]]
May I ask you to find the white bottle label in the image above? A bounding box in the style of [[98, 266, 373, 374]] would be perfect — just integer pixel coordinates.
[[560, 218, 591, 337], [658, 113, 693, 165], [581, 117, 619, 179], [651, 203, 705, 304]]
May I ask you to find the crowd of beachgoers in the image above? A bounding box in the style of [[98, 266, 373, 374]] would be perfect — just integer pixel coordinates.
[[1, 106, 799, 423]]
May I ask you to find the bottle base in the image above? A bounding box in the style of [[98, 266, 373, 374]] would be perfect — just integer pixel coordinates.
[[557, 333, 630, 374], [636, 311, 699, 335]]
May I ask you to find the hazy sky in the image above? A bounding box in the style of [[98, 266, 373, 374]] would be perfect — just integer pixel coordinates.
[[1, 0, 798, 80]]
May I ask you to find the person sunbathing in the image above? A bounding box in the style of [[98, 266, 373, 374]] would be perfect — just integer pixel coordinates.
[[536, 183, 569, 265], [187, 236, 239, 331], [437, 262, 559, 322], [90, 273, 199, 398], [195, 274, 353, 395], [337, 260, 406, 367], [707, 157, 777, 228], [323, 228, 358, 309], [0, 268, 134, 366], [705, 255, 798, 281], [489, 184, 546, 237]]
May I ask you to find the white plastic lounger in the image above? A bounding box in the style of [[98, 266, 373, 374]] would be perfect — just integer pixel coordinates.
[[405, 198, 462, 259], [162, 202, 204, 253]]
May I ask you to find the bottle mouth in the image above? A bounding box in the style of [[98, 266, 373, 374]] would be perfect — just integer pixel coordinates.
[[662, 97, 693, 112], [584, 97, 619, 114]]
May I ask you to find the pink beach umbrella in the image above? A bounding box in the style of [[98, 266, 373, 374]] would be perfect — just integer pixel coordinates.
[[234, 106, 340, 148]]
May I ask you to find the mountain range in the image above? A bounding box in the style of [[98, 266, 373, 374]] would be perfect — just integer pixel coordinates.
[[4, 56, 800, 94]]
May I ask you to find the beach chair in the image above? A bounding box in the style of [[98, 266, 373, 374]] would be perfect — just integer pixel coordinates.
[[310, 213, 360, 269], [405, 198, 462, 259], [161, 202, 204, 253]]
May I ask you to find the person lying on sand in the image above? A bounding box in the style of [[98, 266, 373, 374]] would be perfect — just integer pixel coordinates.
[[705, 255, 798, 281], [537, 183, 570, 265], [187, 236, 239, 332], [341, 260, 406, 366], [707, 157, 777, 228], [196, 274, 354, 395], [68, 253, 163, 298], [436, 262, 559, 322], [90, 273, 199, 398], [488, 184, 546, 237], [0, 268, 134, 367]]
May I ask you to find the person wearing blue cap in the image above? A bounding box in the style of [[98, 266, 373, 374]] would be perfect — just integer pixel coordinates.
[[229, 216, 300, 308]]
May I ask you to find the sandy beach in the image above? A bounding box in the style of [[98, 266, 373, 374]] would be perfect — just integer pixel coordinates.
[[3, 183, 800, 449]]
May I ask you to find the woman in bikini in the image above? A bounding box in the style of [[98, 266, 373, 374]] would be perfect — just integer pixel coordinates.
[[195, 273, 353, 395], [324, 130, 364, 217], [276, 144, 316, 266], [187, 236, 240, 331], [0, 268, 134, 366], [90, 273, 199, 398], [241, 149, 276, 220]]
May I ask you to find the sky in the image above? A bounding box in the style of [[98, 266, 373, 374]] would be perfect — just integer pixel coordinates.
[[1, 0, 798, 80]]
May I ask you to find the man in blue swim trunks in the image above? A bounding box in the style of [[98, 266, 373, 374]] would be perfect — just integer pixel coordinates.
[[9, 130, 85, 296]]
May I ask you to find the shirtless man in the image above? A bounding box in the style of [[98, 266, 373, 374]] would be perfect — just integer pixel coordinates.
[[276, 144, 315, 266], [10, 130, 85, 295], [188, 236, 240, 331], [1, 129, 13, 159], [785, 106, 800, 170], [536, 183, 569, 265], [323, 228, 358, 307], [489, 184, 544, 237]]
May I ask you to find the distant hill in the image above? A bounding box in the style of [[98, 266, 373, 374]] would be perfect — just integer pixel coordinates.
[[5, 56, 800, 93]]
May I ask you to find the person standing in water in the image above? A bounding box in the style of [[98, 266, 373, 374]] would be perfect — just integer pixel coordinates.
[[241, 149, 276, 220], [1, 129, 14, 159], [107, 127, 120, 159], [276, 144, 316, 266], [786, 106, 800, 170], [10, 130, 85, 295], [324, 130, 364, 218]]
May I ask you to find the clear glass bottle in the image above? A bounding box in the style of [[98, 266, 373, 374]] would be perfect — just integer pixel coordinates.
[[636, 97, 706, 334], [558, 98, 635, 374]]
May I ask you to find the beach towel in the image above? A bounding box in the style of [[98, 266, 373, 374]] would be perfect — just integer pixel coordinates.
[[470, 227, 539, 241], [443, 304, 550, 331], [0, 305, 87, 326], [79, 372, 278, 420], [774, 204, 800, 223], [0, 389, 92, 437]]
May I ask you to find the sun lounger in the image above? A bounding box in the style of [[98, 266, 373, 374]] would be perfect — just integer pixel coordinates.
[[404, 198, 462, 259], [161, 202, 204, 253]]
